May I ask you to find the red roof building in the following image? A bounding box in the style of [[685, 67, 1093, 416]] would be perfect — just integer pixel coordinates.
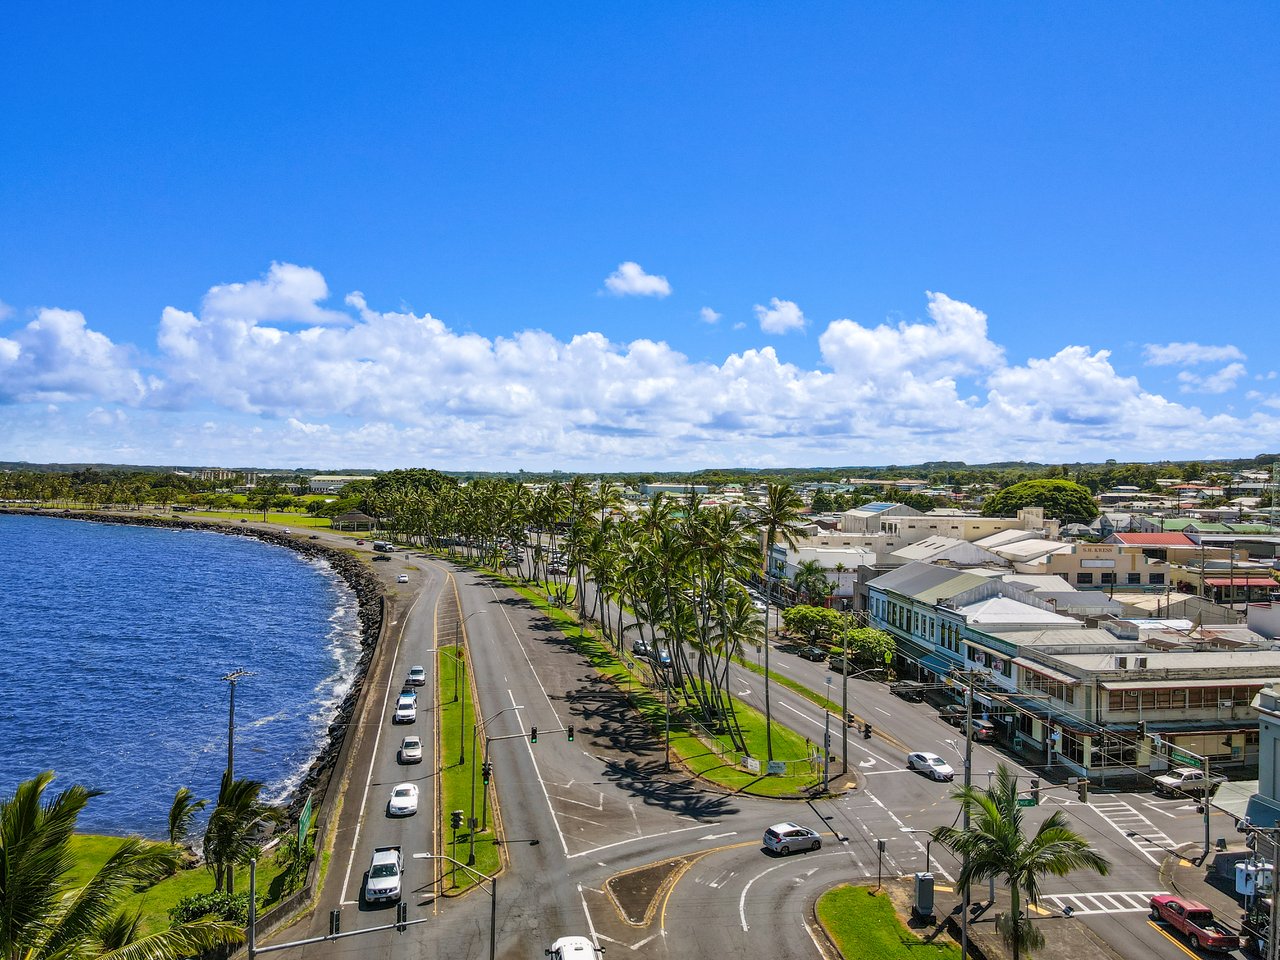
[[1106, 533, 1197, 547]]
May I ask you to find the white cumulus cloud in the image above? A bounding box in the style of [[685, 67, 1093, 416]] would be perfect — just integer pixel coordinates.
[[1177, 362, 1248, 394], [699, 306, 722, 324], [202, 261, 351, 326], [0, 307, 146, 404], [754, 297, 805, 334], [602, 262, 671, 298], [1143, 341, 1246, 366]]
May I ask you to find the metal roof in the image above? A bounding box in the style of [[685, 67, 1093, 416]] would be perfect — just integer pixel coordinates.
[[1013, 657, 1081, 685], [868, 562, 990, 602], [1101, 678, 1274, 690]]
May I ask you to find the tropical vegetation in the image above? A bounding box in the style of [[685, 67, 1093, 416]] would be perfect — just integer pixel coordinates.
[[979, 478, 1099, 522], [931, 764, 1110, 960], [0, 771, 244, 960]]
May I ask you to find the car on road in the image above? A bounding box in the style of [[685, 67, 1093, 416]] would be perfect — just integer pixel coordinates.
[[356, 539, 365, 545], [655, 645, 673, 668], [907, 751, 955, 781], [966, 719, 996, 742], [387, 782, 419, 816], [1148, 895, 1240, 952], [365, 846, 403, 903], [797, 645, 827, 662], [398, 685, 417, 701], [373, 554, 390, 562], [632, 638, 651, 657], [397, 573, 409, 583], [762, 822, 822, 855], [938, 704, 966, 725], [1154, 766, 1227, 798], [309, 534, 320, 539], [407, 664, 426, 686], [399, 735, 423, 764], [545, 936, 602, 960], [394, 696, 417, 723], [890, 680, 927, 702]]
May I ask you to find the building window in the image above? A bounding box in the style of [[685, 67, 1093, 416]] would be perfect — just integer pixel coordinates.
[[1077, 572, 1094, 585], [1150, 573, 1165, 585], [1127, 573, 1141, 585], [1101, 572, 1115, 585]]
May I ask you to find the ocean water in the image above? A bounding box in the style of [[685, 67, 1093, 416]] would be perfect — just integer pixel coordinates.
[[0, 513, 360, 837]]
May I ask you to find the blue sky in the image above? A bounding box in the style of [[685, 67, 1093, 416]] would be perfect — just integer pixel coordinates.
[[1, 4, 1277, 471]]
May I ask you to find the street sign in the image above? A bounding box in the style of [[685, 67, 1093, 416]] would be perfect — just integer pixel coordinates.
[[1017, 797, 1038, 807], [1170, 749, 1202, 769]]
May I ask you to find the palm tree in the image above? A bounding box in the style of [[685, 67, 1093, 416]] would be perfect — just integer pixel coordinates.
[[204, 778, 285, 896], [167, 786, 209, 848], [751, 482, 805, 760], [931, 765, 1110, 960], [791, 559, 832, 604], [0, 771, 243, 960]]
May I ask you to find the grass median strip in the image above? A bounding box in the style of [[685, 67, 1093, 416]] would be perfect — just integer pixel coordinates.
[[816, 885, 960, 960], [437, 642, 501, 891]]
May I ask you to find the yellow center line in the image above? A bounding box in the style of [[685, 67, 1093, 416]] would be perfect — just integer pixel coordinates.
[[1146, 920, 1202, 960]]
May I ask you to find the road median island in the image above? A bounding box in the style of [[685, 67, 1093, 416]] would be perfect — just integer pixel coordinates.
[[605, 856, 690, 925], [437, 635, 502, 893]]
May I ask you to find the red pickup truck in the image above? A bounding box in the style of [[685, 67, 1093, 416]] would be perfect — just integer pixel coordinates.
[[1149, 895, 1240, 952]]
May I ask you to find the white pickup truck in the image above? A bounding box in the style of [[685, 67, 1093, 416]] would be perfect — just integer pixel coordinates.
[[1153, 766, 1226, 798], [365, 845, 403, 903]]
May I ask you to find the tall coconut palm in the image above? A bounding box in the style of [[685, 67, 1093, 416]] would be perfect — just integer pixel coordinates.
[[931, 765, 1110, 960], [752, 482, 805, 760], [791, 559, 832, 604], [0, 771, 243, 960]]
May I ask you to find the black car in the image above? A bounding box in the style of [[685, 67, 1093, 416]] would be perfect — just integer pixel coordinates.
[[890, 680, 927, 702], [798, 645, 827, 662]]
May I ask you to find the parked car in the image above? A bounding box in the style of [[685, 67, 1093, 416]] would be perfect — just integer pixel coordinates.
[[891, 680, 927, 702], [407, 665, 426, 686], [798, 645, 827, 662], [907, 751, 955, 781], [387, 783, 419, 817], [399, 735, 423, 764], [828, 655, 853, 674], [365, 846, 403, 903], [1154, 766, 1227, 798], [938, 704, 966, 725], [762, 822, 822, 855], [966, 719, 996, 742], [1148, 895, 1240, 952]]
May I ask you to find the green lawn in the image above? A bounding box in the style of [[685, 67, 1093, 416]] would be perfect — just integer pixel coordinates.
[[816, 886, 961, 960], [68, 835, 293, 936], [437, 646, 502, 892]]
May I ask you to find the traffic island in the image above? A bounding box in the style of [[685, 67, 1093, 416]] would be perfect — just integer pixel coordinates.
[[605, 857, 689, 926], [819, 879, 1127, 960]]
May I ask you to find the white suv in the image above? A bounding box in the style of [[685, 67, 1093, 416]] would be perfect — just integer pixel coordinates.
[[763, 822, 822, 855], [394, 696, 417, 724]]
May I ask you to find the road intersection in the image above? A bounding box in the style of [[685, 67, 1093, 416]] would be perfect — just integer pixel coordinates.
[[260, 549, 1247, 960]]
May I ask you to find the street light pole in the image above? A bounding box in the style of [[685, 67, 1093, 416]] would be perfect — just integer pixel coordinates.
[[454, 610, 487, 764], [221, 668, 252, 794], [413, 854, 497, 960], [468, 704, 524, 864]]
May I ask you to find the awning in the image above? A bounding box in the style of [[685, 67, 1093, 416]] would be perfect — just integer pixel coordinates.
[[1013, 657, 1080, 686], [1205, 577, 1277, 587], [920, 653, 962, 678], [1102, 678, 1272, 691]]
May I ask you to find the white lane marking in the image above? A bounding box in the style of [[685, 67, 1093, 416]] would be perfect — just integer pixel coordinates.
[[740, 861, 791, 932], [699, 831, 738, 840], [511, 688, 570, 857], [1041, 890, 1167, 916], [875, 707, 891, 715], [339, 583, 428, 904], [864, 789, 955, 883], [568, 821, 716, 860], [577, 884, 605, 952], [558, 812, 611, 828]]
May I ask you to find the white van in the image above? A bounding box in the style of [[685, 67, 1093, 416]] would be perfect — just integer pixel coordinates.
[[545, 937, 601, 960]]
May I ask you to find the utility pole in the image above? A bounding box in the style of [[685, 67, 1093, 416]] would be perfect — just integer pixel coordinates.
[[221, 668, 252, 794], [960, 670, 975, 960]]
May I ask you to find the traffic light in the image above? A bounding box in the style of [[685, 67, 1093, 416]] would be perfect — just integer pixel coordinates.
[[1137, 720, 1147, 738], [567, 724, 575, 742], [530, 725, 538, 744], [396, 901, 408, 932], [863, 722, 873, 740], [329, 909, 341, 936], [450, 809, 464, 831], [482, 761, 492, 785], [1077, 777, 1089, 803], [1030, 778, 1040, 804]]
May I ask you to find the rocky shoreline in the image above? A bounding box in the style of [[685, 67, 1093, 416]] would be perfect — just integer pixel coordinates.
[[0, 508, 386, 822]]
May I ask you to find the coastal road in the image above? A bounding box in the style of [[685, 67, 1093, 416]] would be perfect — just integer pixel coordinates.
[[263, 548, 1219, 960]]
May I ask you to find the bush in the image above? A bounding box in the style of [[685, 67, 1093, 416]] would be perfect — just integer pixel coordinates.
[[169, 891, 251, 926]]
